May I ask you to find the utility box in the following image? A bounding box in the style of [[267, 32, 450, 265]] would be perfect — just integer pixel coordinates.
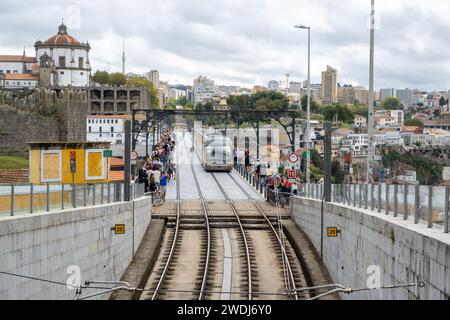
[[27, 142, 112, 184]]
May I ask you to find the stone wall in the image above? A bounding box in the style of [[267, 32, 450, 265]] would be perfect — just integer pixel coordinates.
[[0, 196, 152, 300], [291, 197, 450, 300], [0, 106, 59, 156], [0, 88, 88, 156]]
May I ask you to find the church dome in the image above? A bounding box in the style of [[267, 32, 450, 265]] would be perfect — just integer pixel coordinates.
[[45, 22, 80, 45]]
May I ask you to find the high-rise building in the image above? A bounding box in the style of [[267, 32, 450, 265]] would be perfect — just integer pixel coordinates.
[[321, 65, 337, 105], [380, 88, 395, 101], [396, 88, 412, 108], [289, 82, 302, 94], [268, 80, 280, 91], [146, 70, 160, 87], [193, 76, 216, 103]]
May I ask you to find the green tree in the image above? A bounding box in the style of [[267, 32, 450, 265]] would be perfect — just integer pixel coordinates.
[[434, 109, 441, 118], [109, 73, 127, 86], [166, 98, 177, 110], [126, 77, 160, 109], [91, 70, 110, 85], [404, 118, 424, 128], [301, 95, 320, 113], [439, 96, 447, 107], [321, 104, 354, 124], [381, 97, 402, 110], [332, 160, 344, 184], [177, 96, 189, 107]]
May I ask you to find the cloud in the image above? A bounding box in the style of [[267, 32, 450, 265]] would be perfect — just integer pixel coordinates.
[[0, 0, 449, 90]]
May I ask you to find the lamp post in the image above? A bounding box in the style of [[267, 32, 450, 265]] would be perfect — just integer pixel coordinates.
[[294, 24, 311, 183], [367, 0, 375, 184]]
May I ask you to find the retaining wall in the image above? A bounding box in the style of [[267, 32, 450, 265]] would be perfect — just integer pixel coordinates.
[[0, 197, 152, 300], [291, 197, 450, 300]]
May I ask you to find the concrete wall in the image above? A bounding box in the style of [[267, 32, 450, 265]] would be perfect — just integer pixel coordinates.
[[291, 197, 450, 300], [0, 196, 151, 300]]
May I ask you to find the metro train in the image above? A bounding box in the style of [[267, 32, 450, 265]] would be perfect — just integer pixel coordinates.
[[194, 129, 233, 172]]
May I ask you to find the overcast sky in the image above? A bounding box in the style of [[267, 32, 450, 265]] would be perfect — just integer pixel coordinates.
[[1, 0, 450, 90]]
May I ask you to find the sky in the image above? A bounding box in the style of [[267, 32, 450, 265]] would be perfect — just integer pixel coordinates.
[[1, 0, 450, 90]]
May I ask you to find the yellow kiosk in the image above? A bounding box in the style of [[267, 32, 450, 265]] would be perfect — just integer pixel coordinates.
[[28, 142, 112, 184]]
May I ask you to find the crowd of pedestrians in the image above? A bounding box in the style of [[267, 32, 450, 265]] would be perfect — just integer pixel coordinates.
[[142, 129, 176, 203]]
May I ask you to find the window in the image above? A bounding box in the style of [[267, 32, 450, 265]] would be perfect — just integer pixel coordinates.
[[59, 56, 66, 68], [13, 70, 18, 74], [100, 127, 102, 133], [78, 57, 84, 69], [60, 71, 64, 75], [89, 126, 92, 133], [81, 72, 84, 75], [6, 70, 10, 73], [111, 127, 114, 133], [111, 134, 114, 138]]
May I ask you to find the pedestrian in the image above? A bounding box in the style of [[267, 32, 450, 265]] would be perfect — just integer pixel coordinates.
[[153, 166, 161, 189], [245, 149, 250, 172], [160, 172, 168, 201], [260, 162, 268, 187]]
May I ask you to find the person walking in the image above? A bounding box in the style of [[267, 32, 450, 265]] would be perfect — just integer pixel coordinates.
[[245, 149, 251, 172], [153, 166, 161, 189], [160, 172, 168, 201]]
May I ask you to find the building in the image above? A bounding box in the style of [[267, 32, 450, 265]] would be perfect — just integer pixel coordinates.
[[380, 88, 395, 101], [321, 65, 337, 105], [396, 88, 412, 108], [0, 52, 37, 75], [34, 22, 91, 87], [146, 70, 159, 87], [193, 76, 216, 103], [374, 110, 404, 128], [252, 85, 267, 94], [354, 87, 369, 106], [88, 86, 152, 114], [354, 115, 367, 128], [289, 82, 303, 94], [87, 115, 151, 157], [3, 73, 39, 89], [158, 81, 170, 107], [268, 80, 280, 91]]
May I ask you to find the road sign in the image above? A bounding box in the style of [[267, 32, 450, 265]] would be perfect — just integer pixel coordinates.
[[113, 224, 125, 235], [103, 150, 113, 158], [288, 170, 297, 180], [327, 227, 339, 238], [288, 153, 299, 164]]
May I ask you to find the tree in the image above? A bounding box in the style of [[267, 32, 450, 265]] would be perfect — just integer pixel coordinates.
[[126, 77, 160, 109], [166, 98, 177, 110], [439, 96, 447, 107], [321, 104, 354, 124], [91, 71, 110, 85], [301, 95, 320, 113], [109, 73, 127, 86], [434, 109, 441, 119], [331, 160, 344, 184], [381, 97, 402, 110], [404, 118, 424, 128], [177, 96, 189, 107]]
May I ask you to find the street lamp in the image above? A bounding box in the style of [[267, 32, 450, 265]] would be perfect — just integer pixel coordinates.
[[367, 0, 375, 184], [294, 24, 311, 183]]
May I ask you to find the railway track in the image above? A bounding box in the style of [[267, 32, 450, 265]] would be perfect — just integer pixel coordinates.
[[225, 172, 309, 300], [141, 130, 309, 300]]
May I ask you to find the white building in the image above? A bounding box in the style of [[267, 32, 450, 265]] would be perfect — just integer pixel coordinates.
[[289, 82, 303, 94], [193, 76, 216, 103], [3, 73, 39, 89], [0, 53, 36, 75], [146, 70, 159, 87], [354, 115, 367, 128], [34, 22, 91, 87]]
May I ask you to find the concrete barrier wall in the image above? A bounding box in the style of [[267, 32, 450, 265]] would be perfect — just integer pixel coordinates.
[[291, 197, 450, 300], [0, 197, 152, 300]]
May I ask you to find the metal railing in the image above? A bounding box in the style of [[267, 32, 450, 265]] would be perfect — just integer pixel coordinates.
[[302, 182, 449, 234], [0, 181, 147, 218]]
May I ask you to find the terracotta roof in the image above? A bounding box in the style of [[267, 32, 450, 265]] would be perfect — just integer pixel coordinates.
[[4, 73, 39, 81], [0, 55, 36, 63], [402, 126, 420, 133], [45, 34, 80, 45]]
